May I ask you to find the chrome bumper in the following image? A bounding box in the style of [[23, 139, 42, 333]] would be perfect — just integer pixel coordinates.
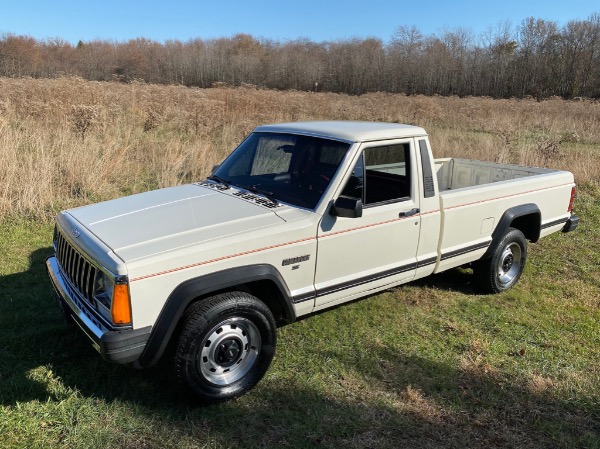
[[46, 256, 151, 364]]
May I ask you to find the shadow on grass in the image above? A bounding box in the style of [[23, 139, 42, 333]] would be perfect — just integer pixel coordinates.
[[411, 267, 477, 294], [0, 248, 598, 448], [0, 247, 183, 408]]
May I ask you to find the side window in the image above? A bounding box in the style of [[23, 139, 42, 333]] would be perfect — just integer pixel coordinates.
[[364, 143, 411, 204], [340, 143, 411, 206]]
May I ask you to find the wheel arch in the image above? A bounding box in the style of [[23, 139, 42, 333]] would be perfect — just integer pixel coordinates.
[[481, 203, 541, 260], [138, 264, 296, 367]]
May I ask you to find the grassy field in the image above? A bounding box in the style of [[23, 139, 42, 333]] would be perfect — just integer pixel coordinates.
[[0, 78, 599, 448], [1, 76, 600, 220]]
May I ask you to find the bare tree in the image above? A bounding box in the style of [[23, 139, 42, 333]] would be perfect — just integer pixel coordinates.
[[1, 12, 600, 99]]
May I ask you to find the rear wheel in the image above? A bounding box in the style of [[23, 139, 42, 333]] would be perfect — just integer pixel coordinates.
[[174, 292, 276, 403], [474, 227, 527, 293]]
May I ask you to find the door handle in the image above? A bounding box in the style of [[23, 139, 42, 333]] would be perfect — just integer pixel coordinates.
[[399, 208, 420, 218]]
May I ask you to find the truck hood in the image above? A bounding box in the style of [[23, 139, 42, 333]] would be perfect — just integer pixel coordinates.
[[67, 184, 286, 262]]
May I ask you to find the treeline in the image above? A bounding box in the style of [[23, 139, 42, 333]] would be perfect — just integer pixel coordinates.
[[1, 13, 599, 99]]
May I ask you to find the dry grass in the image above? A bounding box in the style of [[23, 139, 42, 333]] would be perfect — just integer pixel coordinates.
[[1, 79, 599, 447], [1, 76, 600, 220]]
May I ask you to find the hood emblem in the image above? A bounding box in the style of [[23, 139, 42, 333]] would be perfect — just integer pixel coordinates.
[[71, 228, 81, 239]]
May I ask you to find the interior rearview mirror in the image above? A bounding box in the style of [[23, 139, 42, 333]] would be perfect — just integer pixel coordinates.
[[277, 145, 296, 154]]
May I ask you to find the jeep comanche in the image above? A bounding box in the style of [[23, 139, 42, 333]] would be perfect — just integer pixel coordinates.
[[47, 121, 579, 402]]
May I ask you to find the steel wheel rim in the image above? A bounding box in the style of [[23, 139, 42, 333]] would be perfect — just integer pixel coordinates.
[[497, 242, 522, 287], [198, 318, 261, 386]]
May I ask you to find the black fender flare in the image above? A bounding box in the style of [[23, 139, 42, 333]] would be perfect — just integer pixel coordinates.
[[481, 204, 541, 260], [138, 264, 296, 367]]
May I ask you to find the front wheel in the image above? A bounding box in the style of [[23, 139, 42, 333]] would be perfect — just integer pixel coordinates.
[[174, 292, 277, 403], [474, 227, 527, 294]]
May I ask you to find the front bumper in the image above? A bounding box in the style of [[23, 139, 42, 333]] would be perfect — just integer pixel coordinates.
[[46, 255, 151, 364]]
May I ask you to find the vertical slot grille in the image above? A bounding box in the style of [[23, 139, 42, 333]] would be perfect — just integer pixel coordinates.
[[54, 227, 96, 305]]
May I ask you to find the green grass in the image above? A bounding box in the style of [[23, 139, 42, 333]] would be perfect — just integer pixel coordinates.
[[1, 190, 599, 449]]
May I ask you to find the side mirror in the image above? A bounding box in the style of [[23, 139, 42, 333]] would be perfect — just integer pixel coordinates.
[[331, 196, 363, 218], [211, 164, 220, 175]]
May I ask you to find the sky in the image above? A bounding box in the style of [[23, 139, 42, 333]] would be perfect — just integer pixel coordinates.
[[1, 0, 598, 44]]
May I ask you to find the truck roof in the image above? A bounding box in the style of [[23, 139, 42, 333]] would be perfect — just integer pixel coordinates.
[[254, 121, 427, 143]]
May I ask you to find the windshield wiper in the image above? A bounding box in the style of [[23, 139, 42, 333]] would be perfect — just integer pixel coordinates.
[[238, 184, 279, 205], [207, 175, 231, 187]]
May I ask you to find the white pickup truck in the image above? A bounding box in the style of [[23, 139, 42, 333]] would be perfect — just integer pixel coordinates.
[[47, 121, 579, 402]]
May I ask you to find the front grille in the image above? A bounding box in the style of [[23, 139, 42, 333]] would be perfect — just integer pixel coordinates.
[[54, 227, 97, 305]]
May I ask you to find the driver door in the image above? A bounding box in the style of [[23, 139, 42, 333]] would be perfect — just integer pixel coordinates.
[[314, 139, 421, 309]]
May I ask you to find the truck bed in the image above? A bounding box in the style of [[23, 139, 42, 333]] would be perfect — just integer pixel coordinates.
[[432, 157, 574, 273], [434, 158, 557, 190]]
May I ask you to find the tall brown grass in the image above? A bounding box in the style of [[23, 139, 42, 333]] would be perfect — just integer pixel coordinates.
[[1, 76, 599, 221]]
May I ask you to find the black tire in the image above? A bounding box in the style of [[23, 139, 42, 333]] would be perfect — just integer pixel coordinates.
[[174, 291, 276, 403], [474, 227, 527, 294]]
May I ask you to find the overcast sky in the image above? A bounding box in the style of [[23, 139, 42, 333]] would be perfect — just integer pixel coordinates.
[[1, 0, 598, 43]]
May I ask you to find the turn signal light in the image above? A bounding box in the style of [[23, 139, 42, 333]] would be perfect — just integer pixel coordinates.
[[111, 283, 132, 325]]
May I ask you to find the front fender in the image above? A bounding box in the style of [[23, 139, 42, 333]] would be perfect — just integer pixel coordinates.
[[138, 264, 295, 367]]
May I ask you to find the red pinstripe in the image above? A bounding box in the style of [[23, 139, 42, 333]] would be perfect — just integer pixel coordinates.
[[443, 182, 573, 210], [130, 236, 315, 282], [129, 182, 572, 282]]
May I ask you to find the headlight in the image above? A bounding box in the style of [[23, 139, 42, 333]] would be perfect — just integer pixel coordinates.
[[94, 272, 115, 310]]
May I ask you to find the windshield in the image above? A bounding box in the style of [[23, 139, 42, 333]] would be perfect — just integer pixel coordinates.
[[212, 132, 351, 209]]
